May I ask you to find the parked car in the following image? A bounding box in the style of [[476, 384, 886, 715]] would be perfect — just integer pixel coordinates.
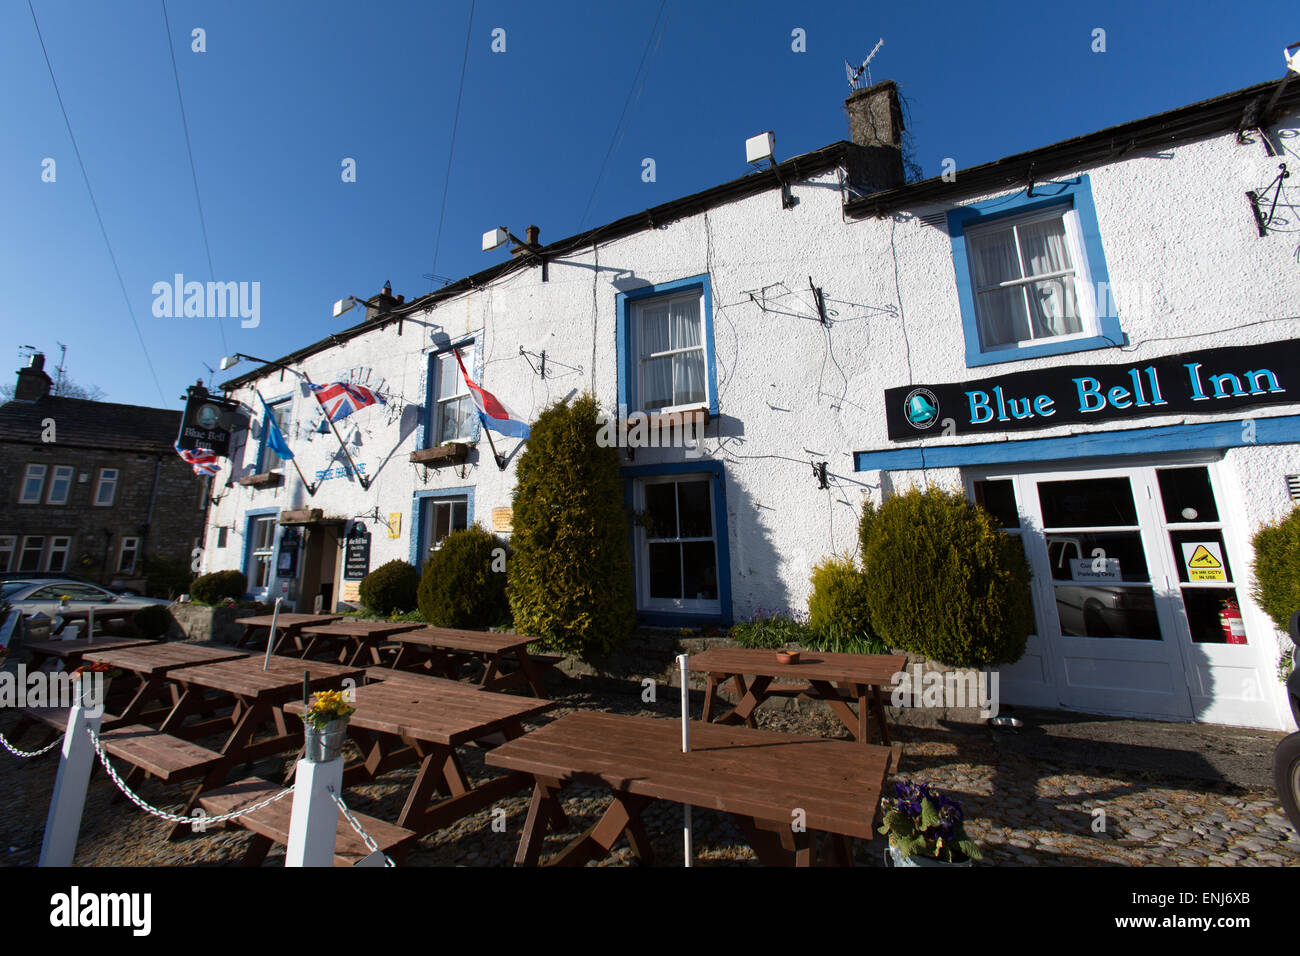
[[0, 578, 169, 619]]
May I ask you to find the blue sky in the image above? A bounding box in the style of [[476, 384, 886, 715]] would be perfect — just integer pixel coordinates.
[[1, 0, 1294, 408]]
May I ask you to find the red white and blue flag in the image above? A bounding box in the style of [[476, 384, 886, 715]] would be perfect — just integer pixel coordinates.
[[310, 381, 386, 425], [174, 441, 220, 477], [453, 348, 530, 439]]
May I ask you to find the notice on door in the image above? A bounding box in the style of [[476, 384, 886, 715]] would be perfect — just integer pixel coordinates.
[[1182, 542, 1227, 582], [1069, 558, 1121, 582]]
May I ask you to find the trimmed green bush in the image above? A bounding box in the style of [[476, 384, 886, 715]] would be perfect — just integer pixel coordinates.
[[1252, 505, 1300, 632], [808, 555, 876, 640], [358, 559, 419, 616], [418, 525, 511, 628], [857, 499, 877, 565], [506, 393, 636, 658], [190, 570, 247, 605], [143, 554, 193, 600], [130, 604, 173, 638], [862, 486, 1033, 667]]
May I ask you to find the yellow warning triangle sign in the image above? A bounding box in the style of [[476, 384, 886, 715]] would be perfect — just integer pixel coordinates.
[[1187, 544, 1222, 569]]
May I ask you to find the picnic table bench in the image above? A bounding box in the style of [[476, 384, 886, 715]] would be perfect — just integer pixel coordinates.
[[689, 648, 906, 746], [22, 635, 159, 672], [233, 613, 342, 652], [296, 620, 424, 666], [486, 711, 901, 867], [388, 627, 551, 697], [285, 677, 554, 836]]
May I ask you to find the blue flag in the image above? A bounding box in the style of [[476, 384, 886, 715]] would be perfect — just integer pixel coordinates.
[[259, 394, 295, 461]]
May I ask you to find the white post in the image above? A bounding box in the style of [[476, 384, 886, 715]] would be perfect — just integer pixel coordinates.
[[262, 597, 283, 670], [676, 653, 693, 867], [87, 606, 95, 642], [285, 756, 342, 867], [38, 678, 104, 867]]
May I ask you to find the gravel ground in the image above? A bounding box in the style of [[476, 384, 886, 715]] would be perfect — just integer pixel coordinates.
[[1, 675, 1296, 867]]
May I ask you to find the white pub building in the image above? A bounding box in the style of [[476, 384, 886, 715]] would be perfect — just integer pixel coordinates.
[[201, 76, 1300, 730]]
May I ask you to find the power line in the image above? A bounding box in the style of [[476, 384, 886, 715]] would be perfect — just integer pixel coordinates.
[[428, 0, 477, 294], [160, 0, 229, 357], [577, 0, 672, 230], [26, 0, 167, 405]]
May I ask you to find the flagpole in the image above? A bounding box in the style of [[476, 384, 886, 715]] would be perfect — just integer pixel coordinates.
[[302, 376, 372, 490], [479, 420, 507, 471], [254, 388, 319, 495]]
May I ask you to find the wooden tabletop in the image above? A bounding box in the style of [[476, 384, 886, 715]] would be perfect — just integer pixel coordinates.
[[49, 605, 139, 620], [84, 642, 248, 675], [688, 648, 907, 686], [485, 711, 892, 839], [391, 627, 530, 654], [300, 621, 424, 638], [23, 636, 158, 659], [285, 678, 552, 746], [238, 613, 342, 630], [166, 654, 362, 697]]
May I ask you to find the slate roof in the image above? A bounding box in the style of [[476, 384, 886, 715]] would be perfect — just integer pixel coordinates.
[[0, 396, 181, 453]]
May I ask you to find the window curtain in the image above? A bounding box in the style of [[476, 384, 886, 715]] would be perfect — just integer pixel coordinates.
[[969, 227, 1027, 347], [670, 297, 706, 405], [640, 302, 673, 408], [1017, 218, 1080, 338]]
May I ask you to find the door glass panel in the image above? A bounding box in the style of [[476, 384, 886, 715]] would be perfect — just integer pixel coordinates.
[[1182, 587, 1247, 644], [1168, 529, 1233, 584], [1156, 467, 1219, 524], [1054, 585, 1161, 639], [1045, 532, 1150, 582], [974, 479, 1019, 529], [1038, 477, 1138, 527]]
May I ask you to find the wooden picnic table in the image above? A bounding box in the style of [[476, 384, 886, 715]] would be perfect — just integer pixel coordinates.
[[389, 627, 549, 698], [285, 674, 554, 835], [688, 648, 906, 746], [233, 613, 342, 652], [22, 635, 159, 671], [486, 711, 900, 867], [83, 643, 249, 726], [48, 605, 141, 638], [296, 620, 424, 666]]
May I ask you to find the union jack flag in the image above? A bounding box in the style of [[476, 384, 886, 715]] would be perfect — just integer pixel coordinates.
[[174, 441, 220, 477], [310, 381, 386, 425]]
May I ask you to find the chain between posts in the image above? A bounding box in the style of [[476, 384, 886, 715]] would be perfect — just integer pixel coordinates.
[[328, 786, 395, 867], [0, 731, 62, 759], [86, 726, 293, 826]]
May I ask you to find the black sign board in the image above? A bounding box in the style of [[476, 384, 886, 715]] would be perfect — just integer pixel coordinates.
[[276, 527, 301, 578], [344, 530, 371, 580], [177, 391, 244, 457], [884, 339, 1300, 441]]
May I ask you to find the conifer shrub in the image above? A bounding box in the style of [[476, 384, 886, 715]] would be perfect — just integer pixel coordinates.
[[861, 486, 1032, 667], [189, 570, 247, 605], [358, 559, 419, 616], [418, 525, 511, 628], [506, 393, 636, 658], [1252, 505, 1300, 632], [130, 604, 173, 638], [808, 555, 876, 641]]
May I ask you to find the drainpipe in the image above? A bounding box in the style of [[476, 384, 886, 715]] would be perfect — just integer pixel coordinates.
[[141, 456, 162, 569]]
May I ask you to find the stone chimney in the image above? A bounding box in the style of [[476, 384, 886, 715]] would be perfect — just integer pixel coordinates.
[[13, 353, 52, 402], [512, 225, 540, 257], [844, 80, 905, 192], [365, 280, 400, 322]]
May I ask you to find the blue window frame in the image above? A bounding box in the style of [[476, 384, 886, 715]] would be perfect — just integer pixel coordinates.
[[947, 174, 1122, 368], [418, 339, 481, 450], [410, 487, 474, 570], [242, 507, 280, 600], [622, 460, 732, 627], [256, 394, 292, 473], [616, 274, 719, 418]]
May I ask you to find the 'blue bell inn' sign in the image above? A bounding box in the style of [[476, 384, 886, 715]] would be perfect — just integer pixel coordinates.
[[884, 339, 1300, 441]]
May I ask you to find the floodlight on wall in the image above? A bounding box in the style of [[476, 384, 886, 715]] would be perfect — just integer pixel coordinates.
[[482, 227, 511, 252], [1286, 41, 1300, 75], [745, 130, 794, 210], [481, 224, 548, 280], [332, 295, 380, 318]]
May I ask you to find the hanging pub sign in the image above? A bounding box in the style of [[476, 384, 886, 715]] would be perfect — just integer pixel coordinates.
[[884, 338, 1300, 441], [177, 388, 244, 457], [344, 528, 371, 581]]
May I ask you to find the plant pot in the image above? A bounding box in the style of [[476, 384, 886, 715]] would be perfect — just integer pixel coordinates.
[[302, 718, 349, 762], [776, 650, 800, 665], [885, 845, 973, 867]]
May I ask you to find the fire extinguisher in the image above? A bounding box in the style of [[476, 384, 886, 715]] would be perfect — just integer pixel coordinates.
[[1219, 600, 1247, 645]]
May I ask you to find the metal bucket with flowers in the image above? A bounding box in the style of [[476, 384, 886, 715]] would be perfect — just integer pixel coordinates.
[[879, 779, 983, 867], [301, 689, 355, 762]]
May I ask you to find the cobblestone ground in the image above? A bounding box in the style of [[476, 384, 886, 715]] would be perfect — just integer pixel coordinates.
[[1, 679, 1295, 867]]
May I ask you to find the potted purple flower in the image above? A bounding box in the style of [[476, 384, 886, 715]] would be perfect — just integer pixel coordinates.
[[879, 779, 983, 867]]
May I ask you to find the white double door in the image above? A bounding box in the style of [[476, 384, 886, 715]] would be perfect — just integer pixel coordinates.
[[973, 462, 1280, 728]]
